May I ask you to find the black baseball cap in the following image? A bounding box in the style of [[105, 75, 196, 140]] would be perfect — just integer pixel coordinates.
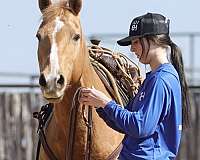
[[117, 13, 170, 46]]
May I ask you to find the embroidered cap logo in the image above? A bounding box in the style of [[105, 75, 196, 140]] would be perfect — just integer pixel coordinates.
[[131, 20, 140, 31]]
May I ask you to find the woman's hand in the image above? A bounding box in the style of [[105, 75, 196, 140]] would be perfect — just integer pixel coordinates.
[[79, 87, 112, 108]]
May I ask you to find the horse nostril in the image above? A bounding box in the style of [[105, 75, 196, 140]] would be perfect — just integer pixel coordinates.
[[39, 74, 47, 87], [57, 74, 65, 86]]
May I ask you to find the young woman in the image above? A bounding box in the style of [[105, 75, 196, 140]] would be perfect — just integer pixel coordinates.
[[79, 13, 190, 160]]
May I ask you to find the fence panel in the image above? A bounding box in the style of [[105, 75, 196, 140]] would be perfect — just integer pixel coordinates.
[[177, 89, 200, 160], [0, 92, 44, 160]]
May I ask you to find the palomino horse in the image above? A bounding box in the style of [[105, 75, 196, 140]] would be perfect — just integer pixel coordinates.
[[36, 0, 124, 159]]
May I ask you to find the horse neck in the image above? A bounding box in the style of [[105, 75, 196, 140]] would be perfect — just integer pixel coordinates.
[[80, 45, 107, 90], [73, 36, 106, 89]]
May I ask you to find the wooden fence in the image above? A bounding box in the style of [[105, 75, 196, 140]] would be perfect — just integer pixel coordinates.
[[0, 92, 44, 160], [177, 88, 200, 160], [0, 89, 199, 160]]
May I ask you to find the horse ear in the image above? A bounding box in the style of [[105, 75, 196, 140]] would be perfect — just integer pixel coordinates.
[[69, 0, 82, 15], [38, 0, 52, 12]]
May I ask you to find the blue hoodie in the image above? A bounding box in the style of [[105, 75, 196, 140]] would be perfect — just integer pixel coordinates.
[[96, 63, 182, 160]]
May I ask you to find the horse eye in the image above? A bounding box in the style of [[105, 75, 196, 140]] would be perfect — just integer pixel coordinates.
[[36, 33, 41, 41], [73, 34, 80, 41]]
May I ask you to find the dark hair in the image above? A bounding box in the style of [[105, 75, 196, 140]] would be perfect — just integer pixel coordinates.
[[144, 34, 190, 128], [139, 37, 150, 60]]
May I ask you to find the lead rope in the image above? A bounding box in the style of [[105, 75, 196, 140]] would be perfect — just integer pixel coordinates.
[[84, 106, 93, 160], [66, 87, 92, 160], [66, 87, 82, 160]]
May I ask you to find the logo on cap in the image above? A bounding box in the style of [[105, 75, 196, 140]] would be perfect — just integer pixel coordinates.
[[131, 20, 140, 31]]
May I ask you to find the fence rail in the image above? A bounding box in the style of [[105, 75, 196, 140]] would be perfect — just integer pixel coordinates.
[[0, 84, 39, 88], [0, 88, 199, 160]]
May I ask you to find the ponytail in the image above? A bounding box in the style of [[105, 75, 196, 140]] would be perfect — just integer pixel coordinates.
[[170, 41, 190, 128], [146, 35, 191, 128]]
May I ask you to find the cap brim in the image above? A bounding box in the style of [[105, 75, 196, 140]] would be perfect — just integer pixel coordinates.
[[117, 36, 132, 46], [117, 35, 141, 46]]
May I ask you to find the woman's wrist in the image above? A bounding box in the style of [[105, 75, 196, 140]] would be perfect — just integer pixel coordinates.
[[101, 98, 112, 108]]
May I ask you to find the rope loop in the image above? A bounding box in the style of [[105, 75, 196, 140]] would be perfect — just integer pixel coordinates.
[[88, 44, 142, 106]]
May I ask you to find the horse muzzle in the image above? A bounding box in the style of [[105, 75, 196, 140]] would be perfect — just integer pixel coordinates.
[[39, 73, 66, 102]]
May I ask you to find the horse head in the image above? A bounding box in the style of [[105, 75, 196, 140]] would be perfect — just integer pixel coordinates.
[[37, 0, 85, 103]]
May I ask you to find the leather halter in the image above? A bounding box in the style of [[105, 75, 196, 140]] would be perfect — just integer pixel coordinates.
[[33, 103, 57, 160]]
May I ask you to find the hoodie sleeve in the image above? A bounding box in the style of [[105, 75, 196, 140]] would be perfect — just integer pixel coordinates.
[[96, 107, 125, 133], [103, 78, 170, 138], [95, 100, 133, 134]]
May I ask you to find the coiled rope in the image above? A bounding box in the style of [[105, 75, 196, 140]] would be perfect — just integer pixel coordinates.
[[88, 44, 143, 106]]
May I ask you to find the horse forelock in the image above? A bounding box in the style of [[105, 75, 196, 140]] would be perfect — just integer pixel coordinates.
[[41, 2, 76, 24]]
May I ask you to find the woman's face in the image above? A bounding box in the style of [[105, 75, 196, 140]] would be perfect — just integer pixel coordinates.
[[130, 38, 151, 64]]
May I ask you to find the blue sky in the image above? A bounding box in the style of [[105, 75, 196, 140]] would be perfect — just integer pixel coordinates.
[[0, 0, 200, 83]]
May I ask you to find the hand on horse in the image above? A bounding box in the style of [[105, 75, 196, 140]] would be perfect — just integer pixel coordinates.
[[79, 87, 112, 108]]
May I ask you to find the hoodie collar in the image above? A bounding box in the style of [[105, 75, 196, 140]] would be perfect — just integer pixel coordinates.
[[146, 63, 178, 80]]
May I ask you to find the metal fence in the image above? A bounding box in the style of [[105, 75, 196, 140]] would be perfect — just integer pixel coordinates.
[[0, 87, 199, 160]]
